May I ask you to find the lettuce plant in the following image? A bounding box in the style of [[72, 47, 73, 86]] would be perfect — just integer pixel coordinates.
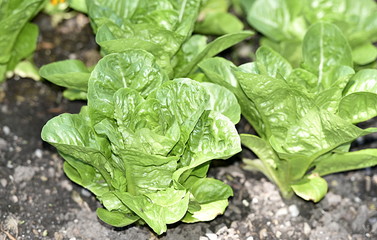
[[194, 0, 244, 35], [41, 50, 241, 234], [241, 0, 377, 67], [0, 0, 46, 82], [199, 22, 377, 202], [86, 0, 251, 77], [39, 0, 253, 100]]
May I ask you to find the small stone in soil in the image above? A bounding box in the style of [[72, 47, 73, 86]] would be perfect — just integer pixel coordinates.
[[304, 222, 311, 235], [0, 178, 7, 187], [34, 149, 43, 159], [259, 228, 267, 239], [351, 205, 369, 232], [10, 195, 18, 203], [276, 207, 288, 216], [3, 125, 10, 135], [81, 189, 91, 197], [205, 232, 217, 240], [288, 204, 300, 217], [13, 166, 37, 183], [0, 137, 7, 150]]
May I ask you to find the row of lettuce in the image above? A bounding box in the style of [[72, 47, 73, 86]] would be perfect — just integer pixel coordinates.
[[40, 0, 248, 235], [2, 0, 377, 83], [2, 0, 377, 235]]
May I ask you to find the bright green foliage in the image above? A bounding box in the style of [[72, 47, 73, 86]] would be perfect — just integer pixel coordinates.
[[88, 0, 202, 76], [88, 0, 252, 77], [195, 0, 244, 35], [200, 22, 377, 202], [41, 50, 241, 234], [40, 60, 91, 100], [41, 0, 252, 99], [241, 0, 377, 67], [0, 0, 46, 82]]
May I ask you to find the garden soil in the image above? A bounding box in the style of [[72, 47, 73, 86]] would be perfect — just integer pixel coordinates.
[[0, 13, 376, 240]]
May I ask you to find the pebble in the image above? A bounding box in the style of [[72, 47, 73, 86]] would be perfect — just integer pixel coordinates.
[[242, 199, 250, 207], [246, 237, 254, 240], [372, 222, 377, 233], [259, 228, 267, 239], [11, 195, 18, 203], [13, 166, 37, 183], [60, 180, 73, 192], [0, 178, 7, 187], [304, 222, 311, 235], [354, 197, 362, 203], [34, 149, 43, 159], [205, 233, 217, 240], [81, 189, 91, 197], [325, 192, 342, 207], [288, 204, 300, 217], [0, 137, 7, 150], [372, 175, 377, 184], [276, 207, 288, 216], [351, 205, 369, 232], [3, 126, 10, 135]]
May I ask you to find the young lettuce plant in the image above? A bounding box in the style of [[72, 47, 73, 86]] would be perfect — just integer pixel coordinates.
[[87, 0, 251, 77], [194, 0, 244, 35], [0, 0, 46, 82], [39, 0, 253, 99], [241, 0, 377, 67], [41, 50, 241, 234], [199, 22, 377, 202]]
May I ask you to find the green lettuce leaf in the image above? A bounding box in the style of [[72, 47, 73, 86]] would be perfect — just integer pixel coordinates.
[[42, 50, 241, 234], [0, 0, 45, 82]]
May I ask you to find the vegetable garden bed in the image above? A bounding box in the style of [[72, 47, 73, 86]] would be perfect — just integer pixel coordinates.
[[1, 1, 377, 240]]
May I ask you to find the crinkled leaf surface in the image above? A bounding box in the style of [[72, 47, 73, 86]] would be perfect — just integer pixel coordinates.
[[88, 0, 201, 77], [42, 50, 240, 234], [87, 50, 168, 125], [255, 46, 292, 79], [200, 82, 241, 124], [198, 58, 266, 138], [237, 72, 314, 144], [114, 188, 189, 235], [339, 69, 377, 123], [150, 79, 210, 155], [41, 107, 113, 190], [281, 110, 366, 158], [174, 111, 241, 182]]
